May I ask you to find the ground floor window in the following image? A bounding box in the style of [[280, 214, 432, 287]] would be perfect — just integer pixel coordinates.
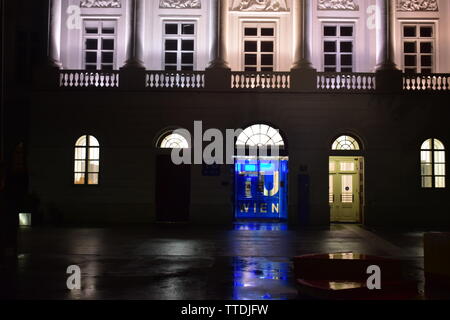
[[421, 138, 446, 188], [74, 135, 100, 185]]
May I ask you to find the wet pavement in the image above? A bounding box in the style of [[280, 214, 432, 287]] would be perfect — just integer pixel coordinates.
[[0, 223, 449, 300]]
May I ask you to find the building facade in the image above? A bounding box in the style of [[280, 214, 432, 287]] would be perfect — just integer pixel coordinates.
[[28, 0, 450, 226]]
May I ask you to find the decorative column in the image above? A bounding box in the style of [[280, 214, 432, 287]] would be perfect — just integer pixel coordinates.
[[123, 0, 144, 68], [208, 0, 229, 69], [375, 0, 402, 92], [292, 0, 313, 69], [291, 0, 316, 92], [48, 0, 62, 68], [376, 0, 397, 70], [205, 0, 231, 90]]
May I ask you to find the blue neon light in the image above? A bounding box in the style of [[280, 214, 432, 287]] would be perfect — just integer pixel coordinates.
[[244, 164, 257, 172]]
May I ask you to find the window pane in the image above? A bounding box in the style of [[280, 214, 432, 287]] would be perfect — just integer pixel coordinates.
[[181, 65, 194, 71], [165, 52, 177, 64], [324, 26, 337, 37], [435, 177, 446, 188], [102, 52, 114, 64], [261, 67, 273, 71], [181, 40, 194, 51], [341, 54, 353, 66], [421, 151, 432, 163], [165, 24, 178, 35], [340, 26, 353, 37], [88, 174, 99, 185], [75, 147, 86, 160], [420, 42, 432, 54], [435, 164, 446, 176], [245, 28, 257, 36], [422, 176, 432, 188], [404, 26, 416, 37], [102, 27, 115, 34], [245, 41, 257, 52], [404, 55, 416, 67], [420, 26, 433, 38], [421, 164, 432, 176], [86, 52, 97, 63], [404, 42, 416, 53], [74, 173, 85, 185], [74, 161, 85, 173], [165, 65, 177, 71], [324, 54, 336, 65], [181, 53, 193, 64], [85, 27, 98, 34], [245, 67, 257, 71], [340, 42, 353, 53], [261, 54, 273, 65], [261, 41, 274, 53], [88, 161, 100, 173], [245, 54, 257, 65], [324, 67, 336, 72], [86, 39, 98, 50], [324, 41, 336, 53], [89, 147, 100, 160], [102, 39, 114, 50], [421, 55, 432, 67], [261, 28, 274, 36], [435, 151, 445, 163], [182, 24, 195, 35], [165, 39, 178, 51], [341, 67, 353, 72]]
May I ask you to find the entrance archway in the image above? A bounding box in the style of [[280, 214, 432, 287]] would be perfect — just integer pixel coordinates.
[[329, 135, 365, 223], [234, 124, 288, 221]]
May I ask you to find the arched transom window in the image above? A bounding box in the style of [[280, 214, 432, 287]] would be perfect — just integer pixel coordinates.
[[236, 124, 284, 147], [332, 135, 360, 151], [74, 135, 100, 185], [421, 138, 446, 189], [159, 132, 189, 149]]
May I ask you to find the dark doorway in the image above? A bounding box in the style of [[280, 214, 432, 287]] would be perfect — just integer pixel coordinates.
[[155, 154, 191, 222]]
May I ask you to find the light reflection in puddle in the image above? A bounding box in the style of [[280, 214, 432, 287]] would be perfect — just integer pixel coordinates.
[[233, 257, 295, 300], [233, 222, 288, 231]]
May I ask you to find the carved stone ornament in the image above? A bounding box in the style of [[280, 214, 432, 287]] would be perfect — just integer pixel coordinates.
[[317, 0, 359, 11], [159, 0, 201, 9], [230, 0, 289, 12], [80, 0, 122, 8], [397, 0, 438, 12]]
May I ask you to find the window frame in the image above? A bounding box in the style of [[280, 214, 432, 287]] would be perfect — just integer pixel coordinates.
[[74, 135, 100, 186], [82, 19, 118, 71], [162, 20, 197, 71], [241, 22, 277, 72], [421, 138, 446, 189], [401, 22, 436, 74], [322, 22, 355, 73]]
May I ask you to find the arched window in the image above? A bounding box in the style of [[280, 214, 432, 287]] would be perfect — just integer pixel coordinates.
[[236, 124, 284, 147], [74, 135, 100, 185], [332, 135, 360, 151], [421, 138, 446, 189], [158, 132, 189, 149]]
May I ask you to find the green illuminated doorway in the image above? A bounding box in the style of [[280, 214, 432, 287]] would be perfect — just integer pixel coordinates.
[[329, 157, 364, 223]]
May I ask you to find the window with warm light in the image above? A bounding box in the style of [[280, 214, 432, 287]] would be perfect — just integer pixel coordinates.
[[74, 135, 100, 185], [421, 138, 446, 189], [332, 135, 360, 151], [236, 124, 284, 147], [159, 133, 190, 149]]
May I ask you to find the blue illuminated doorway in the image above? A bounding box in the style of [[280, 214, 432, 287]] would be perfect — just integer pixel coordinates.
[[234, 157, 288, 220]]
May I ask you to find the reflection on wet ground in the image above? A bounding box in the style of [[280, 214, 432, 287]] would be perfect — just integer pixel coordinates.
[[0, 223, 449, 300]]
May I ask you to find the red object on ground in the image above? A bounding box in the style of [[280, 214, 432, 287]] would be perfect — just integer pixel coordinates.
[[293, 253, 419, 300]]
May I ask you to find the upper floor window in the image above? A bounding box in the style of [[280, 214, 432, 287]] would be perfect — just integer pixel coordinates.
[[402, 23, 435, 74], [332, 135, 360, 151], [83, 20, 117, 70], [163, 22, 196, 71], [323, 23, 354, 72], [421, 138, 445, 189], [243, 23, 276, 72], [74, 135, 100, 185]]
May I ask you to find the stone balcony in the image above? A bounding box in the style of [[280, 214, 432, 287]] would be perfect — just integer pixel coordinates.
[[48, 68, 450, 93]]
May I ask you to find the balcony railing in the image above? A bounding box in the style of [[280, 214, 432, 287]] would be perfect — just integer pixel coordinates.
[[403, 74, 450, 91], [54, 69, 450, 93], [317, 73, 376, 91], [146, 71, 205, 89], [60, 70, 120, 88], [231, 71, 290, 89]]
